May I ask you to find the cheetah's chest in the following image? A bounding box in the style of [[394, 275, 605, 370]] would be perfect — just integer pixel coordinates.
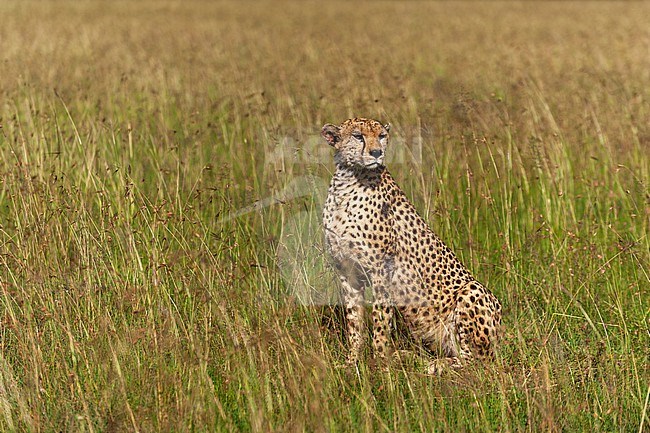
[[323, 176, 392, 268]]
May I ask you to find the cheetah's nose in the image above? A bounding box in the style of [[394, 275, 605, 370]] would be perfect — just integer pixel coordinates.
[[369, 149, 383, 158]]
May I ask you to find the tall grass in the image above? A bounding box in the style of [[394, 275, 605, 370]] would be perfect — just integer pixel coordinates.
[[0, 1, 648, 432]]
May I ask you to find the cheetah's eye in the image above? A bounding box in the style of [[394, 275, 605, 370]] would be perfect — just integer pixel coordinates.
[[352, 133, 364, 142], [379, 133, 387, 140]]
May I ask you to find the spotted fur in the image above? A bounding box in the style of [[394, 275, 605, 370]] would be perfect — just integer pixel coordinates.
[[322, 117, 502, 373]]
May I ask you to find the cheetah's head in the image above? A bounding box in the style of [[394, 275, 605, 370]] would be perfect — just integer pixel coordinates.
[[321, 117, 390, 170]]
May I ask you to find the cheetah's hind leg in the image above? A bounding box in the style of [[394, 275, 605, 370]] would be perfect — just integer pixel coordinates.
[[426, 357, 465, 375], [425, 283, 501, 375], [425, 335, 472, 375], [424, 307, 475, 375]]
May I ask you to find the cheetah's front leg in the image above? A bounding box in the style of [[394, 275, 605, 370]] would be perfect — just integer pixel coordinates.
[[371, 276, 394, 361], [339, 275, 366, 365]]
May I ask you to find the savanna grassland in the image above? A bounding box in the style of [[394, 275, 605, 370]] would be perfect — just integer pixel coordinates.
[[0, 1, 648, 432]]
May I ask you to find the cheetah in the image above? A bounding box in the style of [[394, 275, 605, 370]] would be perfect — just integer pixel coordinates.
[[321, 117, 502, 373]]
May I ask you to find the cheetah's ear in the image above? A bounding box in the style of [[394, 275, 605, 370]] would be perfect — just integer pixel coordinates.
[[321, 124, 341, 147], [383, 123, 391, 133]]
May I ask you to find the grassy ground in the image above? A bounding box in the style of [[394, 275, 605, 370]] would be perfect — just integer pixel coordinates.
[[0, 1, 648, 432]]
